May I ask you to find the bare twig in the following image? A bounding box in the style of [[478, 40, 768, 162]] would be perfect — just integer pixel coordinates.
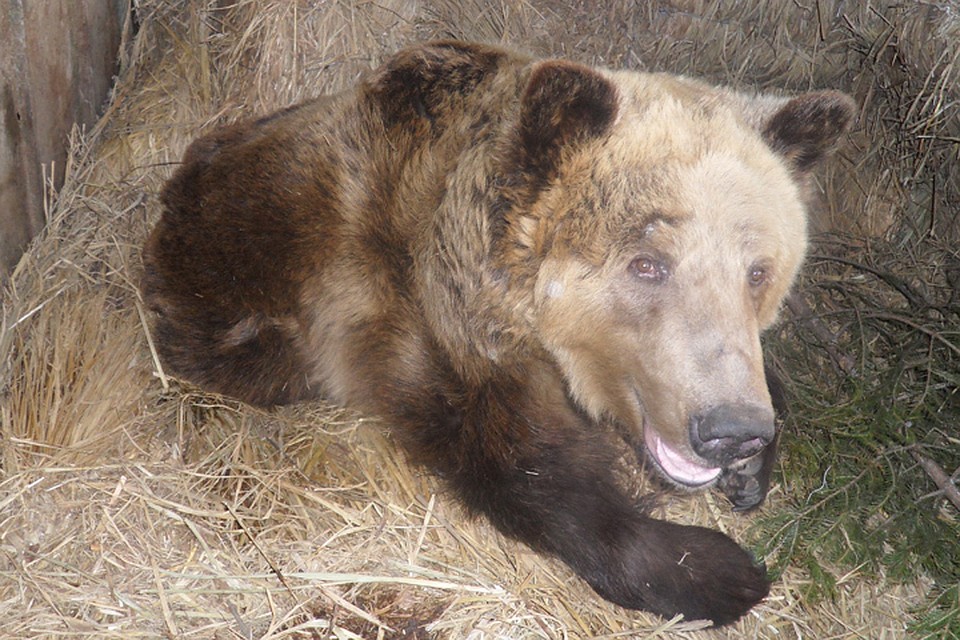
[[910, 446, 960, 512], [224, 500, 294, 595]]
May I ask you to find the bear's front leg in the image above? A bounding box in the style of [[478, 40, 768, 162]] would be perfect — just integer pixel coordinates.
[[398, 366, 769, 626]]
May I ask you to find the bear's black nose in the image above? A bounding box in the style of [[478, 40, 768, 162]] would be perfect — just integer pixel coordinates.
[[690, 404, 775, 466]]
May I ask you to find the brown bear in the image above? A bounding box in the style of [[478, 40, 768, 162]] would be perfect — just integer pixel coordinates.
[[142, 41, 854, 626]]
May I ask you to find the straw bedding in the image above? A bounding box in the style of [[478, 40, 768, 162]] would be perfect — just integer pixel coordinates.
[[2, 1, 957, 638]]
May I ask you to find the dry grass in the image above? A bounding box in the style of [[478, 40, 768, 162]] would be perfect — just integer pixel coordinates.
[[2, 1, 957, 638]]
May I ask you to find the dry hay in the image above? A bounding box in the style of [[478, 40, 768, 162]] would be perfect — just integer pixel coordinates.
[[2, 1, 957, 638]]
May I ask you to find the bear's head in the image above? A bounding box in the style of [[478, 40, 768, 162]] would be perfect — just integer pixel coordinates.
[[501, 60, 854, 493]]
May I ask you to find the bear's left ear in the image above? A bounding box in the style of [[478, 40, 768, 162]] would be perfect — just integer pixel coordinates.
[[761, 91, 856, 174], [511, 60, 619, 180]]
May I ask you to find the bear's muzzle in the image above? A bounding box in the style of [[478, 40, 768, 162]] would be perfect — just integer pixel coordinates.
[[690, 403, 776, 467]]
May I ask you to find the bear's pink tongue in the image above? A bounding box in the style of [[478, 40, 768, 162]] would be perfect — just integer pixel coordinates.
[[645, 425, 721, 486]]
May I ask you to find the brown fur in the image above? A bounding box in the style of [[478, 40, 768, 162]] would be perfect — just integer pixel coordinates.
[[143, 41, 854, 625]]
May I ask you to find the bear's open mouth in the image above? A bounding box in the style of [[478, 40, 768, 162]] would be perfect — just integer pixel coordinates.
[[644, 422, 721, 488]]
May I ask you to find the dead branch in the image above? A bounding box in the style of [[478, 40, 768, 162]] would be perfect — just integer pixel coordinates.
[[910, 446, 960, 512]]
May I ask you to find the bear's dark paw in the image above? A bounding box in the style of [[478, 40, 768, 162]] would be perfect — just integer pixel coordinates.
[[590, 519, 769, 626], [718, 453, 767, 512]]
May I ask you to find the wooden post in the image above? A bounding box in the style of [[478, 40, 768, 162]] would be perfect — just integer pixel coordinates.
[[0, 0, 128, 278]]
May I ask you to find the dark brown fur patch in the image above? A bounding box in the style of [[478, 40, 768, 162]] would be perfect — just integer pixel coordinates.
[[142, 112, 342, 405], [366, 40, 506, 131]]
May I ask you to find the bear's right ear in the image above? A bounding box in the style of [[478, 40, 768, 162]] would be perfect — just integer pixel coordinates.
[[510, 60, 619, 181], [760, 91, 856, 175]]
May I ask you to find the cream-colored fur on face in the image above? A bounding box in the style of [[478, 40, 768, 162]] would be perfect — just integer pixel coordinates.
[[533, 72, 808, 470]]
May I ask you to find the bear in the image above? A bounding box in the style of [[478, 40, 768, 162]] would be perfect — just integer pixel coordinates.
[[142, 41, 854, 626]]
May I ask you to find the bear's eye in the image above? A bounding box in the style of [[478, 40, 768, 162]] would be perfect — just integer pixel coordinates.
[[629, 256, 668, 282], [748, 264, 768, 288]]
